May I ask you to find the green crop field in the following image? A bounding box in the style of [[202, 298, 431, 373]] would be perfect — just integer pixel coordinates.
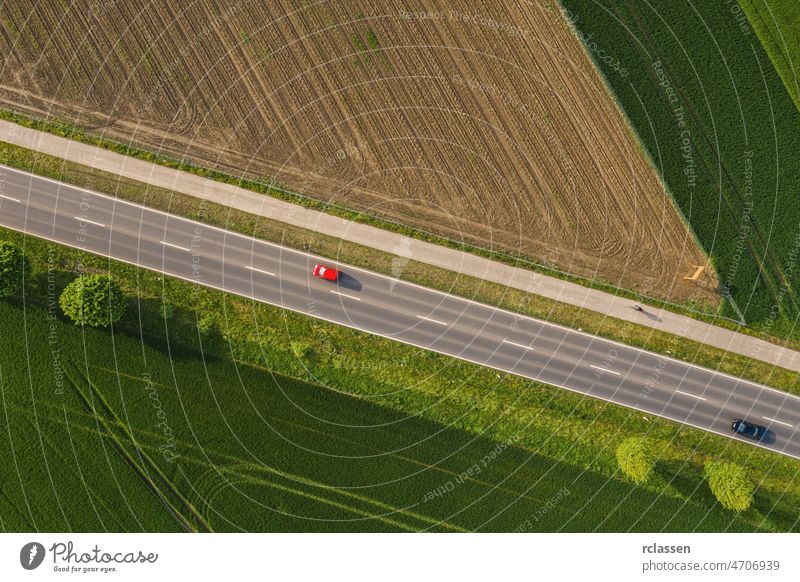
[[558, 0, 800, 338], [740, 0, 800, 113], [0, 297, 764, 533]]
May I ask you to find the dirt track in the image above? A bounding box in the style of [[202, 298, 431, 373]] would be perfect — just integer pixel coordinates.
[[0, 0, 717, 302]]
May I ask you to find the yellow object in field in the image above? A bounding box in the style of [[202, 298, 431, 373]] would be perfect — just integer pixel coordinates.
[[683, 265, 705, 281]]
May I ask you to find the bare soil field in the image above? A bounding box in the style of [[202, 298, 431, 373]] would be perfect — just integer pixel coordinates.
[[0, 0, 716, 302]]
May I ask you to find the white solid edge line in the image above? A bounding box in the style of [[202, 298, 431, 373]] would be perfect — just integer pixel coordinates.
[[2, 223, 798, 462], [0, 193, 21, 202], [4, 164, 800, 404], [590, 364, 621, 376], [331, 290, 361, 301], [763, 416, 793, 428], [416, 315, 448, 326], [74, 216, 106, 228], [502, 339, 535, 351], [244, 265, 275, 277], [160, 241, 191, 252], [675, 389, 707, 401]]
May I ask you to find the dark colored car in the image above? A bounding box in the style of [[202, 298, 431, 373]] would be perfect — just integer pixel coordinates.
[[313, 263, 339, 282], [731, 418, 769, 441]]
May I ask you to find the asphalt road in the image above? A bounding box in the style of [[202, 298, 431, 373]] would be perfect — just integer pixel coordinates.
[[2, 163, 800, 459]]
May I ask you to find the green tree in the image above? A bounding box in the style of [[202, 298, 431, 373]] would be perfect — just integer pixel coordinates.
[[704, 461, 754, 512], [616, 437, 656, 484], [0, 241, 28, 298], [59, 274, 126, 327]]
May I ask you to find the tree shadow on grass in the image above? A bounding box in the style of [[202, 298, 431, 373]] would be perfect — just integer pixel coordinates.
[[655, 458, 717, 506], [752, 487, 799, 532], [30, 269, 73, 298], [119, 297, 224, 363], [656, 459, 800, 531]]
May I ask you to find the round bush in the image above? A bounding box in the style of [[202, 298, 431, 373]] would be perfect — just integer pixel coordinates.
[[704, 461, 754, 512], [616, 437, 655, 484], [0, 241, 28, 298], [59, 274, 126, 327]]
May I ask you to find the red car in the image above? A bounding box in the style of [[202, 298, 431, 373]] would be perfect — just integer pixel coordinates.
[[313, 263, 339, 282]]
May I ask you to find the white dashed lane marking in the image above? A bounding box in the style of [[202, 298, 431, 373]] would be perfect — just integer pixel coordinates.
[[590, 365, 620, 376], [503, 339, 536, 351], [417, 315, 447, 326], [763, 416, 793, 428], [244, 265, 275, 277], [160, 241, 191, 252], [675, 389, 707, 401], [75, 216, 106, 228], [331, 290, 361, 301]]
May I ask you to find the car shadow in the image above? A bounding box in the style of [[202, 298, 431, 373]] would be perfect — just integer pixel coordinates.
[[760, 429, 777, 445], [337, 272, 363, 292]]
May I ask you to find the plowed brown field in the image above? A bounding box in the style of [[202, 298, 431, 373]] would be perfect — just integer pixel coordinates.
[[0, 0, 716, 301]]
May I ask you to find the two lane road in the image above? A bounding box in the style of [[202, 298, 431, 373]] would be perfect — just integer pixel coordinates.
[[1, 164, 799, 458]]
